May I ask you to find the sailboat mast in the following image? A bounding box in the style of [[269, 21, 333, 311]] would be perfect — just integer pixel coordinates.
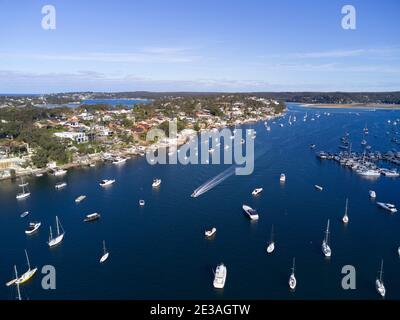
[[345, 198, 348, 216], [325, 220, 330, 243], [49, 226, 53, 241], [292, 257, 296, 274], [380, 260, 384, 282], [14, 265, 21, 301], [24, 250, 31, 271], [103, 240, 106, 254], [56, 216, 60, 236], [270, 225, 274, 243]]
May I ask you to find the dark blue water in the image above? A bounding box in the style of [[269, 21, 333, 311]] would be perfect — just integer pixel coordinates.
[[1, 103, 400, 300], [82, 99, 152, 106]]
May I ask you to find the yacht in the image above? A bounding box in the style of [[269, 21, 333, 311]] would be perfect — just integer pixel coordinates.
[[35, 172, 44, 177], [139, 199, 145, 206], [75, 195, 86, 203], [152, 178, 162, 188], [84, 212, 101, 222], [289, 257, 297, 290], [112, 156, 127, 165], [314, 185, 323, 191], [357, 169, 380, 177], [6, 250, 37, 286], [25, 222, 41, 235], [381, 169, 400, 177], [280, 173, 286, 182], [99, 240, 109, 263], [53, 169, 67, 176], [266, 225, 275, 253], [376, 260, 386, 298], [342, 198, 349, 224], [213, 263, 227, 289], [322, 219, 332, 257], [377, 202, 397, 213], [48, 216, 65, 248], [369, 190, 377, 198], [16, 178, 30, 200], [242, 205, 259, 221], [252, 187, 263, 196], [55, 182, 67, 190], [99, 179, 115, 187], [205, 227, 217, 238], [20, 211, 29, 218]]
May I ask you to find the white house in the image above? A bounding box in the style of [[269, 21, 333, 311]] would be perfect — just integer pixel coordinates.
[[54, 131, 88, 144]]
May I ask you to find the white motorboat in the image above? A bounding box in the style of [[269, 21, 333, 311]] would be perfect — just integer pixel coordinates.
[[112, 156, 127, 165], [152, 178, 162, 188], [377, 202, 397, 213], [381, 169, 400, 177], [139, 199, 145, 206], [280, 173, 286, 182], [205, 227, 217, 238], [314, 185, 323, 191], [99, 240, 109, 263], [376, 260, 386, 298], [25, 222, 41, 235], [75, 195, 86, 203], [342, 198, 349, 224], [357, 169, 380, 177], [55, 182, 67, 190], [213, 263, 227, 289], [266, 225, 275, 254], [20, 211, 29, 218], [289, 257, 297, 290], [242, 205, 259, 221], [100, 179, 115, 187], [369, 190, 377, 198], [53, 169, 67, 176], [48, 216, 65, 248], [84, 212, 101, 222], [252, 187, 263, 196], [16, 178, 30, 200], [322, 219, 332, 257]]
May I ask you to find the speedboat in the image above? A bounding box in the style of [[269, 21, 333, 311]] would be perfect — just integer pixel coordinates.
[[213, 263, 227, 289], [152, 178, 162, 188], [205, 227, 217, 238], [75, 195, 86, 203], [377, 202, 397, 213], [112, 156, 127, 165], [242, 205, 259, 221], [369, 190, 377, 198], [139, 200, 145, 206], [100, 179, 115, 187], [20, 211, 30, 218], [84, 213, 101, 222], [252, 188, 263, 196], [314, 185, 323, 191], [55, 182, 67, 189], [25, 222, 41, 235], [280, 173, 286, 182], [357, 169, 380, 177]]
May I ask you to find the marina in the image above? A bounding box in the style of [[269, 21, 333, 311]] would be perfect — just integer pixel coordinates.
[[1, 103, 400, 299]]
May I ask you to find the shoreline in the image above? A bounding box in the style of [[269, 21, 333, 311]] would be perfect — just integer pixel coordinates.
[[298, 103, 400, 110]]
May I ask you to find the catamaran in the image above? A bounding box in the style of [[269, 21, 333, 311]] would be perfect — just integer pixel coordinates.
[[342, 198, 349, 224], [213, 263, 227, 289], [289, 257, 297, 290], [377, 202, 397, 213], [25, 222, 41, 235], [376, 259, 386, 297], [99, 240, 109, 263], [205, 227, 217, 238], [48, 216, 65, 248], [252, 187, 263, 196], [266, 225, 275, 253], [6, 250, 37, 286], [242, 205, 259, 221], [16, 177, 30, 200], [322, 219, 332, 257], [152, 178, 162, 187]]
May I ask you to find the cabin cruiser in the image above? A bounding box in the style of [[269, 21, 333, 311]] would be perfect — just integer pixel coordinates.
[[55, 182, 67, 189], [213, 263, 227, 289], [357, 169, 380, 177], [100, 179, 115, 187], [112, 156, 127, 165], [152, 179, 162, 187], [84, 213, 101, 222], [242, 205, 259, 221], [139, 200, 145, 206], [252, 188, 263, 196], [25, 222, 41, 235], [205, 227, 217, 238], [377, 202, 397, 213], [75, 195, 86, 203], [53, 169, 67, 176], [369, 190, 377, 198], [280, 173, 286, 182], [381, 169, 400, 177]]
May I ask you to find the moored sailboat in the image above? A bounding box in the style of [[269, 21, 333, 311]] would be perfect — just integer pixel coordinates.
[[289, 257, 297, 290], [322, 219, 332, 257], [48, 216, 65, 248]]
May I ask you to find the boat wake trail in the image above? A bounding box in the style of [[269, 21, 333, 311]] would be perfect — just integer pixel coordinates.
[[191, 166, 236, 198]]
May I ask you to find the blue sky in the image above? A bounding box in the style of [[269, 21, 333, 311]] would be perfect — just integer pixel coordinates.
[[0, 0, 399, 93]]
